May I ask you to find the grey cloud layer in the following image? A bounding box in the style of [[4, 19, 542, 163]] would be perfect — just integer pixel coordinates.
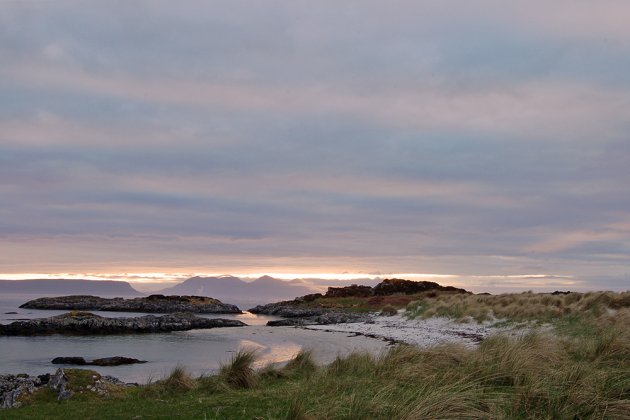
[[1, 1, 629, 290]]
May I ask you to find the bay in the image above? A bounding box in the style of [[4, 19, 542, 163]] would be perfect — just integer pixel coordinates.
[[0, 294, 388, 383]]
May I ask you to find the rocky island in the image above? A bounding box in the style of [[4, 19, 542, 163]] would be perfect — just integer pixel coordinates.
[[19, 294, 241, 314], [0, 311, 246, 336]]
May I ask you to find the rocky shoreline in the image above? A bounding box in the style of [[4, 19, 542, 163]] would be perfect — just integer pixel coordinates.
[[1, 368, 135, 409], [0, 311, 247, 336], [249, 278, 469, 327], [20, 294, 241, 314], [249, 303, 373, 326]]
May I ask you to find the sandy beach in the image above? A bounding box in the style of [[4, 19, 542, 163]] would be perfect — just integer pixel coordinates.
[[304, 312, 532, 349]]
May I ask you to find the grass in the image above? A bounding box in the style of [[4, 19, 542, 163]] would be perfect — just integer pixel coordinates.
[[405, 290, 630, 323], [5, 291, 630, 419], [219, 348, 259, 389]]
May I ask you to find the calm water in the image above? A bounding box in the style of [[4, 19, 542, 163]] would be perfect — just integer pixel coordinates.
[[0, 294, 297, 383]]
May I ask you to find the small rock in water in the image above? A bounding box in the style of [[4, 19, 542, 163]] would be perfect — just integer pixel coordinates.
[[90, 356, 147, 366], [51, 356, 147, 366], [51, 357, 87, 365]]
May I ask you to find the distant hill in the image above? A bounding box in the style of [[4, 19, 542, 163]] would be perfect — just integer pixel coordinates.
[[301, 278, 382, 289], [0, 279, 142, 297], [157, 275, 317, 306]]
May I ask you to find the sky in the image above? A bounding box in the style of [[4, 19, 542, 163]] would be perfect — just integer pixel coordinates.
[[1, 1, 629, 292]]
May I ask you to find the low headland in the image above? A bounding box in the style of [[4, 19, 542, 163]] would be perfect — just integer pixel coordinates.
[[2, 279, 629, 419]]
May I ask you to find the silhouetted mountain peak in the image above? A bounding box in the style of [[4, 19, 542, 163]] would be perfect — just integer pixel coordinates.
[[252, 275, 281, 285], [157, 275, 315, 306]]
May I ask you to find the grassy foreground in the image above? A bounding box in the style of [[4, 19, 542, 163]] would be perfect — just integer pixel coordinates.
[[6, 292, 630, 419]]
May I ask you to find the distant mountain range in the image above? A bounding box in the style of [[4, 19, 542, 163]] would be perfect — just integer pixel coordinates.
[[0, 276, 385, 307], [157, 275, 317, 305], [0, 279, 142, 297]]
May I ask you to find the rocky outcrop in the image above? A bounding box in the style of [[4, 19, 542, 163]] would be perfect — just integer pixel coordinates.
[[51, 356, 147, 366], [1, 369, 137, 409], [266, 312, 373, 326], [325, 284, 373, 298], [0, 312, 246, 336], [372, 279, 469, 296], [251, 279, 469, 326], [0, 374, 41, 409], [49, 369, 72, 401], [250, 302, 324, 318], [250, 301, 372, 326], [20, 294, 241, 314]]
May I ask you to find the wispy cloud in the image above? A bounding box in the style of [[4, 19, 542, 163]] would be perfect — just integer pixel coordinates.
[[1, 1, 629, 291]]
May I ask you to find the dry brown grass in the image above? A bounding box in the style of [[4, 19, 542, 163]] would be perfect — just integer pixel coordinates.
[[406, 290, 630, 323], [161, 365, 197, 392]]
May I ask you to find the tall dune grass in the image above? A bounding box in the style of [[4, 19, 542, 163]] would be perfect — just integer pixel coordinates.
[[406, 290, 630, 323], [219, 348, 259, 389]]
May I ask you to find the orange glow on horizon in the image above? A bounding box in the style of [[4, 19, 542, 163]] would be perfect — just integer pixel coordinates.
[[0, 271, 457, 283]]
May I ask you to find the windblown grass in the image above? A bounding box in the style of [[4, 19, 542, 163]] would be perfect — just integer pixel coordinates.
[[406, 290, 630, 323], [140, 365, 197, 396], [283, 349, 316, 377], [219, 348, 259, 389]]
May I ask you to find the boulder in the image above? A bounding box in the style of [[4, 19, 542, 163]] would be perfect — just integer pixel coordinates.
[[49, 369, 72, 401]]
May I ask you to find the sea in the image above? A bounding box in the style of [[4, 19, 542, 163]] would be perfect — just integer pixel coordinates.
[[0, 294, 300, 383]]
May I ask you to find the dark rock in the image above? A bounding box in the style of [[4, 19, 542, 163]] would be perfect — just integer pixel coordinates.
[[52, 357, 87, 365], [0, 374, 40, 409], [90, 357, 147, 366], [551, 291, 572, 295], [20, 295, 241, 314], [325, 284, 373, 298], [313, 312, 373, 325], [37, 374, 50, 385], [49, 369, 72, 401], [294, 293, 323, 303], [249, 302, 323, 317], [3, 312, 18, 315], [0, 312, 247, 336], [266, 311, 372, 327], [51, 356, 146, 366], [267, 319, 314, 327], [372, 278, 469, 296]]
